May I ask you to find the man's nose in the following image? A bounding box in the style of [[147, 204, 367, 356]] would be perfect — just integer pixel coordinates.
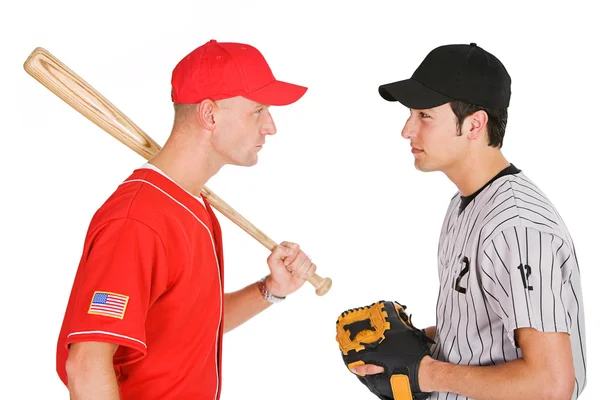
[[261, 111, 277, 135], [401, 118, 417, 139]]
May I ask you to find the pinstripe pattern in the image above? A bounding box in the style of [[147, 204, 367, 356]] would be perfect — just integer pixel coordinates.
[[430, 168, 586, 400]]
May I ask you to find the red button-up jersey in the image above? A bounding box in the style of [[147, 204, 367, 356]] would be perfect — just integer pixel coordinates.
[[56, 167, 224, 399]]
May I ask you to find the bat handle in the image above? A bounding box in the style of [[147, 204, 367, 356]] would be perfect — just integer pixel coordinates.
[[308, 274, 333, 296], [265, 238, 332, 296], [201, 187, 332, 296]]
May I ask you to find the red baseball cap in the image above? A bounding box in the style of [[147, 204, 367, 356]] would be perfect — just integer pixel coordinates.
[[171, 39, 307, 106]]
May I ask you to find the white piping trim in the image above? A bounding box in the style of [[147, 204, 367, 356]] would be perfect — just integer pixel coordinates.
[[121, 179, 219, 265], [121, 178, 222, 400], [67, 330, 147, 349], [139, 164, 206, 208]]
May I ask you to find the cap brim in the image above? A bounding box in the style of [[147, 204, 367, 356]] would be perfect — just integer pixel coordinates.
[[379, 79, 452, 109], [244, 80, 307, 106]]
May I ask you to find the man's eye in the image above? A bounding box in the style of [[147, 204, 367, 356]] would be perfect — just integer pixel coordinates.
[[256, 108, 264, 114], [420, 112, 431, 118]]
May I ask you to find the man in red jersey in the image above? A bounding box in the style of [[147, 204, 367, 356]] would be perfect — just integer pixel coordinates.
[[56, 39, 316, 400]]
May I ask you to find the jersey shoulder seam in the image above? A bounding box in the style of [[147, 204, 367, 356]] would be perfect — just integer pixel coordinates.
[[90, 216, 167, 256], [481, 223, 570, 255]]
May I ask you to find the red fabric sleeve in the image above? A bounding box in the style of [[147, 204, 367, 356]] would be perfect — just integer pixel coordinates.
[[61, 217, 169, 366]]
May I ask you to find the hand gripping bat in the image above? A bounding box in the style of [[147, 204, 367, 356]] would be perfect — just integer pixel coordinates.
[[24, 47, 332, 296]]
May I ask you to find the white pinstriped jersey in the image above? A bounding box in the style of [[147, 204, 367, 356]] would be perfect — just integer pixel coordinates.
[[430, 165, 586, 400]]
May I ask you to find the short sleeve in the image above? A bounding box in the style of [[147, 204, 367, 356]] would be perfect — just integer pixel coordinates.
[[60, 217, 168, 365], [480, 226, 572, 346]]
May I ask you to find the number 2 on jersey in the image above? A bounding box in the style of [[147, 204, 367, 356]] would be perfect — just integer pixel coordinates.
[[454, 256, 470, 294]]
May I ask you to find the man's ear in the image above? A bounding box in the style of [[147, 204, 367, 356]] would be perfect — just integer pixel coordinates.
[[197, 99, 218, 131], [465, 110, 489, 141]]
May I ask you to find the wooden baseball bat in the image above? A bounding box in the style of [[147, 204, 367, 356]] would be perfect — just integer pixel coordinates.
[[24, 47, 332, 296]]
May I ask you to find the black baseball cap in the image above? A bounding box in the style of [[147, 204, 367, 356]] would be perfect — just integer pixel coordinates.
[[379, 43, 511, 109]]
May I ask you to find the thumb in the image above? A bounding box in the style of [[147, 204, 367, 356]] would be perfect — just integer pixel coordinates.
[[351, 364, 385, 376], [272, 245, 293, 260]]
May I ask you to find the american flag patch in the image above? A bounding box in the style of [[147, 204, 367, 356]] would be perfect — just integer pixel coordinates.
[[88, 291, 129, 319]]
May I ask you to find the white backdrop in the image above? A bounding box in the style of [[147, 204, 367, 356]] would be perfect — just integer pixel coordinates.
[[1, 1, 598, 399]]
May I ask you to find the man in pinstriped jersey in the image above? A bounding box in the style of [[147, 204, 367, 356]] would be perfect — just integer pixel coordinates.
[[352, 43, 586, 399]]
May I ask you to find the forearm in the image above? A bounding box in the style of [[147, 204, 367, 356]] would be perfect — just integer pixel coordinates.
[[66, 343, 120, 399], [68, 372, 120, 400], [223, 280, 271, 333], [421, 356, 567, 400], [222, 241, 315, 333], [424, 325, 436, 340]]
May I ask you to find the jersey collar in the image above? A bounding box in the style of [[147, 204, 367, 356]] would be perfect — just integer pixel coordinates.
[[459, 163, 521, 214]]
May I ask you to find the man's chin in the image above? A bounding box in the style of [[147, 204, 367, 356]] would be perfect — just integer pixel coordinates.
[[225, 154, 258, 167], [414, 160, 436, 173], [246, 155, 259, 167], [414, 160, 425, 172], [236, 157, 259, 168]]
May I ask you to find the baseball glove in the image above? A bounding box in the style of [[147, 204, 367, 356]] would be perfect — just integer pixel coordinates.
[[335, 301, 435, 400]]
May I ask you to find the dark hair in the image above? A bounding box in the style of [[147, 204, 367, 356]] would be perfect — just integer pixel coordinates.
[[450, 100, 508, 148]]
